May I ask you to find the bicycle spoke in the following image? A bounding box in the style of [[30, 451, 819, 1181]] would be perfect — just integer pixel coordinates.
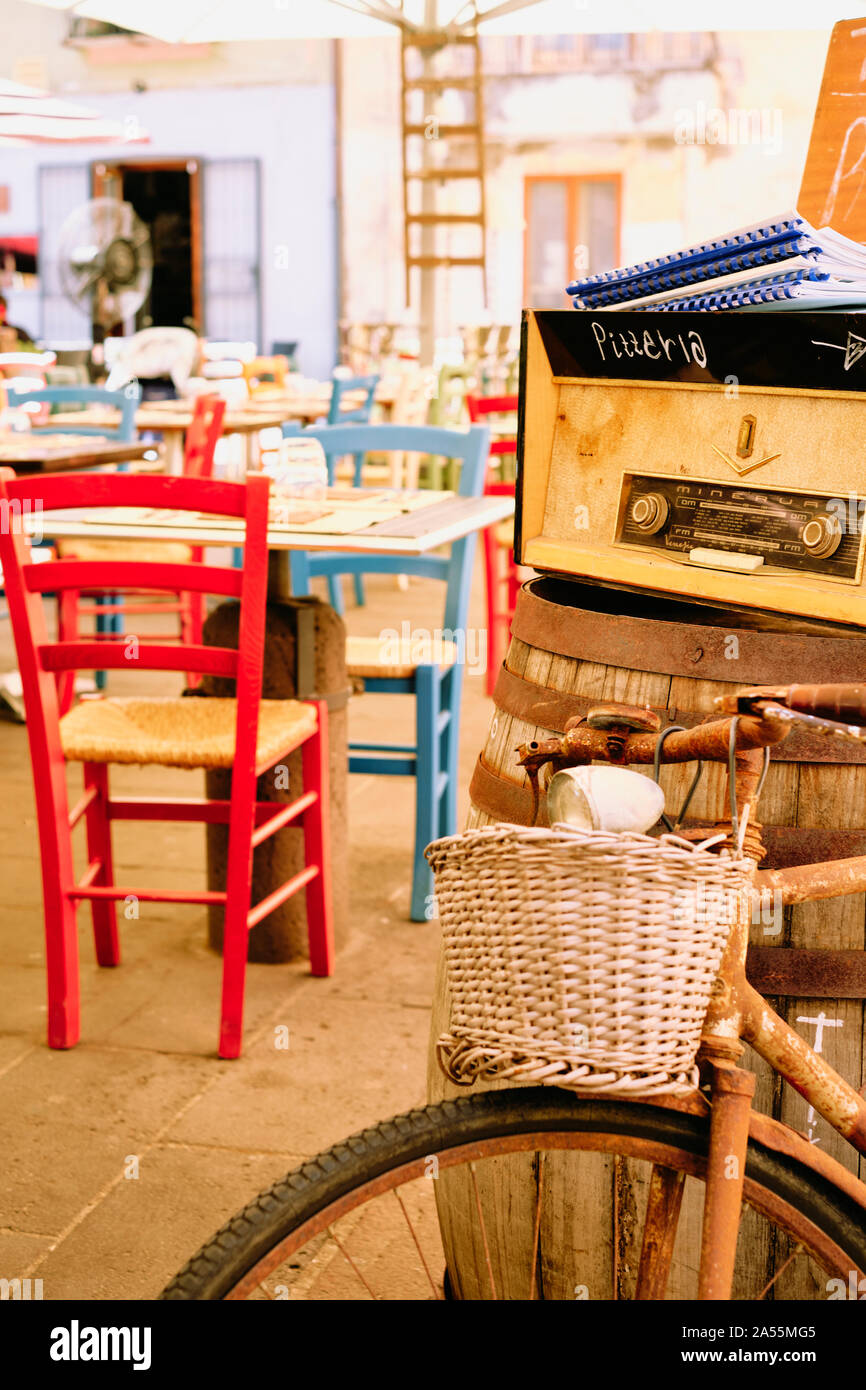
[[528, 1163, 545, 1300], [754, 1245, 804, 1301], [327, 1224, 377, 1300], [469, 1160, 498, 1300], [635, 1164, 687, 1301], [393, 1187, 440, 1300]]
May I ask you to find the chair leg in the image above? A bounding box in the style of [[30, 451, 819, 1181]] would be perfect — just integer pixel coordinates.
[[43, 884, 81, 1050], [410, 665, 439, 922], [82, 762, 120, 967], [182, 590, 204, 689], [439, 671, 460, 842], [35, 792, 81, 1048], [301, 702, 335, 977], [56, 589, 79, 716], [352, 573, 365, 608], [94, 598, 113, 691], [482, 529, 497, 698], [328, 575, 345, 616], [218, 765, 258, 1059]]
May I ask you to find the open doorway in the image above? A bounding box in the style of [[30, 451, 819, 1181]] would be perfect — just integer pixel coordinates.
[[91, 159, 202, 334]]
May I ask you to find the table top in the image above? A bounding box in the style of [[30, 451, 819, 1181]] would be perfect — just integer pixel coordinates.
[[248, 389, 394, 424], [0, 434, 155, 473], [29, 491, 515, 556], [44, 406, 286, 435]]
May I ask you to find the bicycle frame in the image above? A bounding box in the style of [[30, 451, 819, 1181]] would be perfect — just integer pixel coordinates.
[[516, 690, 866, 1300]]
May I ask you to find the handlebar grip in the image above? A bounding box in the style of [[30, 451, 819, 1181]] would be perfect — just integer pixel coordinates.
[[787, 684, 866, 726]]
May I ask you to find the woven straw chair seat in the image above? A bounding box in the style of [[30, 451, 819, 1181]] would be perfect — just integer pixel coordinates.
[[60, 696, 317, 770], [346, 635, 459, 680], [56, 537, 194, 566]]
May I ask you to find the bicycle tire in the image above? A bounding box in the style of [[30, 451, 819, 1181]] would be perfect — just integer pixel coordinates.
[[159, 1088, 866, 1300]]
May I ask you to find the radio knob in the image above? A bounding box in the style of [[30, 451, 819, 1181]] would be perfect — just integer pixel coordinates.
[[631, 492, 669, 534], [801, 515, 842, 558]]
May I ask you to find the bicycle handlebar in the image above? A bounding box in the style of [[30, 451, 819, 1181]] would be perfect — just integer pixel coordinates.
[[516, 684, 866, 782], [514, 683, 866, 839], [787, 684, 866, 726]]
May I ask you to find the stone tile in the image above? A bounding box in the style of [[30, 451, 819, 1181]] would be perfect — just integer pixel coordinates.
[[166, 993, 428, 1155], [99, 945, 311, 1057], [0, 1117, 130, 1235], [0, 1044, 211, 1143], [0, 1230, 54, 1282], [31, 1143, 305, 1299], [328, 915, 440, 1009], [0, 1033, 37, 1075]]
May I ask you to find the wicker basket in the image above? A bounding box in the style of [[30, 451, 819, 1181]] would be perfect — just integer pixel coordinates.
[[426, 824, 754, 1097]]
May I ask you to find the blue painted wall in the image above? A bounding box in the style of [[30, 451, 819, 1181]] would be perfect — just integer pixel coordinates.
[[0, 83, 337, 378]]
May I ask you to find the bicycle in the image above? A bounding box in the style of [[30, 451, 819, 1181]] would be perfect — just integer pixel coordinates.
[[160, 683, 866, 1301]]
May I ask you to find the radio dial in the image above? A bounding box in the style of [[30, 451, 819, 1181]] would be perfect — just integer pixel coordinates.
[[631, 492, 669, 534], [800, 515, 842, 558]]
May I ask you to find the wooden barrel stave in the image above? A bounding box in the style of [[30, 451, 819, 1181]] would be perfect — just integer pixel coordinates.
[[429, 579, 866, 1300]]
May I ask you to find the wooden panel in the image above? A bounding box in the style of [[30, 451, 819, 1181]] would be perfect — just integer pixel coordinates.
[[799, 18, 866, 239]]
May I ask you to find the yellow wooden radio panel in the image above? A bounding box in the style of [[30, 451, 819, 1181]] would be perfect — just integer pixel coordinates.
[[516, 309, 866, 625]]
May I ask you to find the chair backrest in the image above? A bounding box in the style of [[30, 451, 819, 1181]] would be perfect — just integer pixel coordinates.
[[327, 374, 379, 425], [292, 423, 490, 635], [466, 393, 518, 422], [183, 395, 227, 479], [8, 383, 141, 440], [466, 392, 519, 461], [0, 469, 272, 838], [271, 340, 298, 369], [243, 355, 288, 395]]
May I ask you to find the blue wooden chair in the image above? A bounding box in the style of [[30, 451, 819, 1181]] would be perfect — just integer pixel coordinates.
[[292, 375, 379, 610], [9, 383, 141, 685], [9, 383, 140, 439], [288, 423, 490, 921], [326, 373, 380, 489]]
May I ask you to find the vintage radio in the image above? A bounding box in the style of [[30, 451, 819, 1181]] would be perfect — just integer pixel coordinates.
[[516, 309, 866, 625]]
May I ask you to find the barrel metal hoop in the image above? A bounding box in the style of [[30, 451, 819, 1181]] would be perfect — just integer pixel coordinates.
[[510, 581, 866, 687], [747, 948, 866, 1000], [469, 756, 536, 827]]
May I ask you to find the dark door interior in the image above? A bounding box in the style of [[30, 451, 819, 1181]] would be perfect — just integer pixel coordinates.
[[121, 166, 194, 330]]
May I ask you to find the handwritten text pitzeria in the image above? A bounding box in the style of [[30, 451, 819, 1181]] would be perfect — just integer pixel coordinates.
[[590, 320, 707, 370]]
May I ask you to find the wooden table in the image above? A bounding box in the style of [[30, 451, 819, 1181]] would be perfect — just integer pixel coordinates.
[[0, 434, 156, 474], [31, 490, 514, 592], [248, 383, 397, 427], [43, 405, 286, 475]]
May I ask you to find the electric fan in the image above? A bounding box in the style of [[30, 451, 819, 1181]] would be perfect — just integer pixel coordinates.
[[57, 197, 152, 330]]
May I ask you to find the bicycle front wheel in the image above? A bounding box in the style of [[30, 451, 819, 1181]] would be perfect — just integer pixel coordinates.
[[159, 1088, 866, 1300]]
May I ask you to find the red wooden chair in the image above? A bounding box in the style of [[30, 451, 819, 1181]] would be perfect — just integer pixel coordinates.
[[56, 394, 227, 709], [0, 467, 333, 1060], [466, 394, 520, 696]]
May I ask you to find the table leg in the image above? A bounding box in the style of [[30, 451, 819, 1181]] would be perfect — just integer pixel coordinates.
[[203, 585, 350, 964], [164, 430, 184, 475]]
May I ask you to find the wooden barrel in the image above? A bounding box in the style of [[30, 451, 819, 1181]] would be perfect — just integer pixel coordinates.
[[428, 576, 866, 1299]]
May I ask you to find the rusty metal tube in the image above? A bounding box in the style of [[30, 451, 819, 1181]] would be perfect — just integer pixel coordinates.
[[698, 1064, 756, 1301], [517, 713, 790, 774], [755, 854, 866, 905], [741, 982, 866, 1154], [635, 1166, 686, 1301]]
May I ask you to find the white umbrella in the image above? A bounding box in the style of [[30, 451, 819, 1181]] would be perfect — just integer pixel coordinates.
[[19, 0, 857, 40], [0, 78, 149, 146]]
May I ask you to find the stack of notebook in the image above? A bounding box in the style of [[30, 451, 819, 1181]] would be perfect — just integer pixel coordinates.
[[566, 211, 866, 312]]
